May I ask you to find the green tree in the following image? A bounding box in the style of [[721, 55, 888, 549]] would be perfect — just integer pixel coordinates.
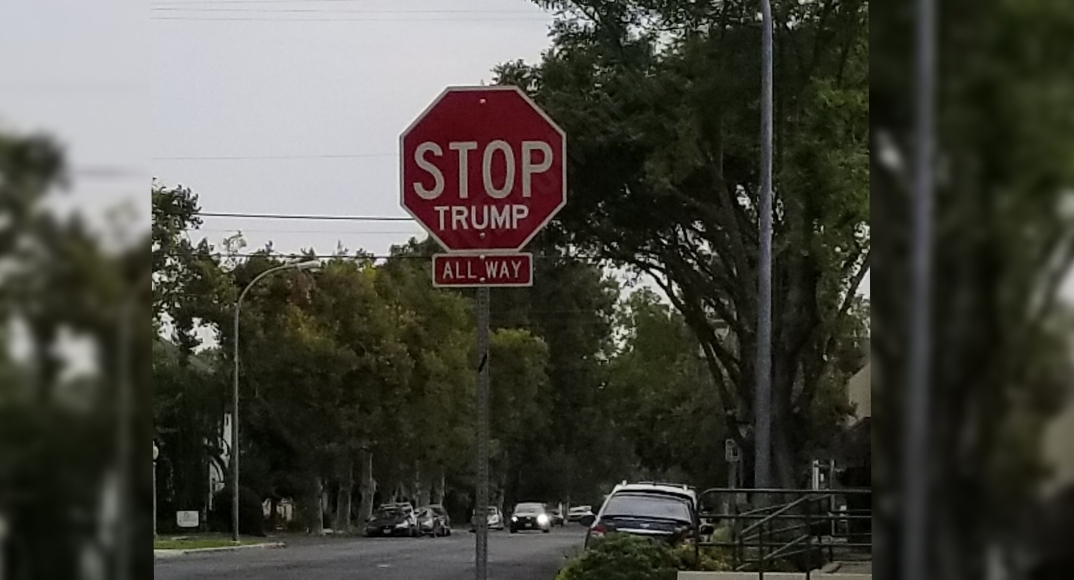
[[488, 328, 552, 508], [495, 0, 869, 488], [871, 0, 1074, 577], [375, 240, 473, 515], [2, 132, 152, 578], [490, 249, 628, 506], [609, 288, 728, 485]]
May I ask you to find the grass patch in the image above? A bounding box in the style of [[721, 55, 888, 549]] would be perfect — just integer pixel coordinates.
[[154, 535, 266, 551]]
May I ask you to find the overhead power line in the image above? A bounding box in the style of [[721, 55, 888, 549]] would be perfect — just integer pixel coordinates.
[[193, 227, 421, 234], [152, 0, 468, 4], [154, 153, 396, 160], [207, 252, 605, 263], [152, 17, 552, 22], [151, 8, 540, 14], [200, 211, 414, 222]]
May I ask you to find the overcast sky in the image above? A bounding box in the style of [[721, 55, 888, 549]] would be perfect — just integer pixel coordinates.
[[150, 0, 559, 258]]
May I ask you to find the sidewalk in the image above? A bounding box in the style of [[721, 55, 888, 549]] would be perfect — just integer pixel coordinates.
[[154, 540, 285, 558], [679, 574, 870, 579]]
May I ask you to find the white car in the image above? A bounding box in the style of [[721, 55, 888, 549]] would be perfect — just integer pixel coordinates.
[[469, 506, 506, 531], [567, 505, 594, 523]]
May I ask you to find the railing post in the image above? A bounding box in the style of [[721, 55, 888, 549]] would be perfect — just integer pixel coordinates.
[[806, 494, 813, 580]]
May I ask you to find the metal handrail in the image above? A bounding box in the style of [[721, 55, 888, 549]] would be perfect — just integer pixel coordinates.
[[740, 493, 817, 537], [696, 487, 872, 577]]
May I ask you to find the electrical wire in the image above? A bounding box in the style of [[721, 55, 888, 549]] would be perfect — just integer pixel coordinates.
[[151, 8, 541, 14], [154, 154, 396, 160], [152, 17, 552, 22], [199, 211, 414, 221]]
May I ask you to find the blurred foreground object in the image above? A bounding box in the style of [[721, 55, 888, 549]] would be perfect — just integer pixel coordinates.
[[0, 131, 151, 578], [872, 0, 1074, 579]]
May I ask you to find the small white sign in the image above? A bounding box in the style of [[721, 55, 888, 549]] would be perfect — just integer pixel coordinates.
[[176, 511, 200, 529], [725, 439, 741, 463]]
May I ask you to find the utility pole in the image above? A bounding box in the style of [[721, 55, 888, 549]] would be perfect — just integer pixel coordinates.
[[754, 0, 775, 492], [902, 0, 936, 576]]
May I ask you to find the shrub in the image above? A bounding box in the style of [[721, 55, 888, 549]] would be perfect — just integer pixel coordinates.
[[555, 535, 680, 580], [671, 544, 733, 572]]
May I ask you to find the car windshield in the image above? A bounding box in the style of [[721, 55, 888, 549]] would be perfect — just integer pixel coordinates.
[[602, 493, 693, 523], [375, 507, 403, 517], [487, 507, 498, 514], [513, 503, 543, 514]]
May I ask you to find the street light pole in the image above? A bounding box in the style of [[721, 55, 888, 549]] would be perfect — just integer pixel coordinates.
[[754, 0, 775, 492], [902, 0, 936, 576], [232, 259, 320, 543], [153, 441, 159, 539]]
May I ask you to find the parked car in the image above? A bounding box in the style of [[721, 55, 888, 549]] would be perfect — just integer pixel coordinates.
[[469, 506, 506, 532], [429, 504, 452, 535], [365, 503, 420, 538], [509, 502, 552, 534], [567, 505, 594, 523], [548, 506, 565, 527], [416, 505, 451, 537], [582, 482, 709, 548]]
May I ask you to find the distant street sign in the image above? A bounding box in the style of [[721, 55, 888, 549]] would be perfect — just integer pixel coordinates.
[[725, 439, 741, 463], [400, 86, 567, 252], [432, 253, 532, 288], [176, 510, 200, 529]]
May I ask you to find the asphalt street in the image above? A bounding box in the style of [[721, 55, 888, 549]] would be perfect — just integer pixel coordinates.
[[154, 527, 586, 580]]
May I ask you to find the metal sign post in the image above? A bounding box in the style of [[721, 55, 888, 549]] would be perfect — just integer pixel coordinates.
[[475, 287, 491, 580]]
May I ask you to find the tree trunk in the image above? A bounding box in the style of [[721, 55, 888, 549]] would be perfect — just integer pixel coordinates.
[[357, 449, 376, 523], [435, 469, 446, 504], [269, 496, 279, 532], [334, 459, 354, 533], [414, 462, 431, 507], [303, 477, 324, 536]]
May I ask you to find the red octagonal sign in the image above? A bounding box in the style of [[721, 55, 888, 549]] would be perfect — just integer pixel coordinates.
[[400, 86, 566, 252]]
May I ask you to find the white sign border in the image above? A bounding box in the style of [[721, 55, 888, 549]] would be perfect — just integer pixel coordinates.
[[431, 252, 534, 288]]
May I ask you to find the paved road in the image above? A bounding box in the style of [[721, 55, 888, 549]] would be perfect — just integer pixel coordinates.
[[155, 527, 585, 580]]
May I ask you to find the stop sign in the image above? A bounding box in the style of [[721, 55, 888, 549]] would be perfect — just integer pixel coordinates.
[[400, 86, 566, 252]]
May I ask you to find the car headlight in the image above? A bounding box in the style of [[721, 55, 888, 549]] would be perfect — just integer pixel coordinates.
[[511, 516, 518, 522], [537, 514, 549, 524], [395, 521, 409, 528]]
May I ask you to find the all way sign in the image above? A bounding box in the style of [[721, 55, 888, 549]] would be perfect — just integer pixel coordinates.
[[432, 253, 533, 288]]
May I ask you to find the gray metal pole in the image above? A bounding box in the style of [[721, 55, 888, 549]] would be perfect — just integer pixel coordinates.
[[902, 0, 936, 576], [475, 286, 490, 580], [754, 0, 774, 492], [116, 299, 131, 580], [232, 298, 242, 543]]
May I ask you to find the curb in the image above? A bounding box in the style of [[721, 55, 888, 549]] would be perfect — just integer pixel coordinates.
[[154, 541, 285, 558]]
